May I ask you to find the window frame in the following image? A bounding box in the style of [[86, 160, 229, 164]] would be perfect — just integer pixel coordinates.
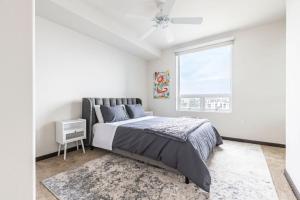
[[176, 41, 233, 113]]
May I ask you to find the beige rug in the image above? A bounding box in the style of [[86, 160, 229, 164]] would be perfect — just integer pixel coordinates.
[[43, 141, 278, 200]]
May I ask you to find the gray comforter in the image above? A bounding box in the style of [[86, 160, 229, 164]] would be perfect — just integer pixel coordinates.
[[144, 117, 210, 142], [112, 117, 223, 192]]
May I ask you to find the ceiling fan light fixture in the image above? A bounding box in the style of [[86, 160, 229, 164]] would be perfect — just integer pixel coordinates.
[[152, 15, 170, 28]]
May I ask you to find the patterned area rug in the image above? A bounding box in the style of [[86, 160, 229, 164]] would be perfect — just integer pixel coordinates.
[[42, 141, 278, 200]]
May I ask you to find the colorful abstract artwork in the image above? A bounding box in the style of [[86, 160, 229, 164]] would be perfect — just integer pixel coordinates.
[[153, 71, 170, 99]]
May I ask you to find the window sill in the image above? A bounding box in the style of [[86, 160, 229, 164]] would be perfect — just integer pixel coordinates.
[[176, 109, 232, 114]]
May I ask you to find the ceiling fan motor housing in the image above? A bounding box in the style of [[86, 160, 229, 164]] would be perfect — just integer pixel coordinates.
[[153, 15, 170, 28]]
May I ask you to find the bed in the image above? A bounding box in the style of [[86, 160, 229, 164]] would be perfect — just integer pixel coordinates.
[[82, 98, 222, 192]]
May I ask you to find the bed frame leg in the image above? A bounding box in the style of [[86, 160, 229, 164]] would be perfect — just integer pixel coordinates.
[[185, 177, 189, 184]]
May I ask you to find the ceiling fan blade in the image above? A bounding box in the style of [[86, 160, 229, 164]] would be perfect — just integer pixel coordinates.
[[163, 27, 174, 43], [139, 27, 156, 40], [161, 0, 176, 15], [171, 17, 203, 24]]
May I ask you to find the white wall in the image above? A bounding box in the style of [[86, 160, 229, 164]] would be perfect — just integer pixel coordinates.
[[0, 0, 34, 199], [147, 20, 285, 144], [286, 0, 300, 194], [36, 17, 148, 157]]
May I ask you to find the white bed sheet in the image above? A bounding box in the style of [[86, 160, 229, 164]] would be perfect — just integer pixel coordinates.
[[92, 116, 155, 150]]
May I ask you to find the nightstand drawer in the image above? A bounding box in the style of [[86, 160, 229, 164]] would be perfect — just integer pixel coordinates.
[[66, 130, 85, 140], [64, 122, 85, 131], [64, 128, 85, 134]]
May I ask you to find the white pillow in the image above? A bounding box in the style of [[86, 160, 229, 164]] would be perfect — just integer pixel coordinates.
[[94, 105, 104, 123]]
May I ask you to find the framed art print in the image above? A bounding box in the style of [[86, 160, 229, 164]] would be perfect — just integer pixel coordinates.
[[153, 71, 170, 99]]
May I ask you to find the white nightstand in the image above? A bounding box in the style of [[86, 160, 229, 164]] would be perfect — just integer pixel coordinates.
[[144, 111, 154, 116], [56, 119, 86, 160]]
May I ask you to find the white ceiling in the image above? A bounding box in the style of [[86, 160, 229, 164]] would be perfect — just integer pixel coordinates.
[[83, 0, 285, 49], [37, 0, 285, 60]]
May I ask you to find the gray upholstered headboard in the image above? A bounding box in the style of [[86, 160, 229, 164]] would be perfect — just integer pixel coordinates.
[[82, 98, 142, 146]]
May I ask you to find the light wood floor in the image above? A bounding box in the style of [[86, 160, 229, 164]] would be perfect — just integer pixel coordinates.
[[261, 145, 297, 200], [36, 141, 296, 200]]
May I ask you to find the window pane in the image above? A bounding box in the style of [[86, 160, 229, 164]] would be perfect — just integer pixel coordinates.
[[204, 96, 231, 111], [179, 45, 232, 95], [180, 98, 201, 111], [177, 43, 232, 112]]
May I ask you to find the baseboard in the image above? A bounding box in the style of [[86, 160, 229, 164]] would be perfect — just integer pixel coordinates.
[[284, 169, 300, 200], [36, 146, 81, 162], [222, 136, 285, 148]]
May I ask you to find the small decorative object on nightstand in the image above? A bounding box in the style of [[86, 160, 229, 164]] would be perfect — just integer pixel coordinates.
[[144, 111, 154, 116], [56, 119, 86, 160]]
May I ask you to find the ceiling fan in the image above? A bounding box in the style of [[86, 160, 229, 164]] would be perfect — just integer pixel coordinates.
[[126, 0, 203, 43]]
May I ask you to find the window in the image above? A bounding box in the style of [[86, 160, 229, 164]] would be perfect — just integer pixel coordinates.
[[176, 41, 232, 112]]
